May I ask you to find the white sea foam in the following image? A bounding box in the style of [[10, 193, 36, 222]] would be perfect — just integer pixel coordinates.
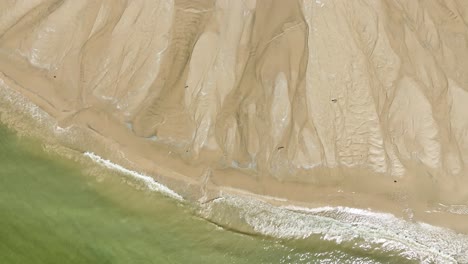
[[200, 195, 468, 263], [83, 152, 183, 201]]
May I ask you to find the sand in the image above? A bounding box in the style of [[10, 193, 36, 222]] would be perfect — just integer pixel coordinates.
[[1, 0, 468, 234]]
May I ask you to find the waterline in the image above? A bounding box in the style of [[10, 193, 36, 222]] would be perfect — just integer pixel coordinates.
[[83, 151, 183, 200], [83, 151, 468, 263], [199, 195, 468, 263]]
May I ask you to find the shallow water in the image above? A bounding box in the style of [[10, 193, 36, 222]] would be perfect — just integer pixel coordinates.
[[0, 125, 439, 263]]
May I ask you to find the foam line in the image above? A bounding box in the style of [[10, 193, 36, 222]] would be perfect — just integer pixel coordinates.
[[83, 152, 183, 201], [200, 195, 468, 263]]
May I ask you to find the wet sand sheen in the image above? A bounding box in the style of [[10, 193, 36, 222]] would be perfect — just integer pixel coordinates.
[[0, 125, 415, 263]]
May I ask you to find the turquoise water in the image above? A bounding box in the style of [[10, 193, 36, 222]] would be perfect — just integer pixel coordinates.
[[0, 125, 416, 263]]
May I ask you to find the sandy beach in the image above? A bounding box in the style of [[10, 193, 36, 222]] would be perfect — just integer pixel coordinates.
[[1, 0, 468, 245]]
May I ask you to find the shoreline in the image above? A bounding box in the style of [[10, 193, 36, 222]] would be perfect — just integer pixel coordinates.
[[1, 75, 468, 234], [1, 75, 468, 262], [80, 150, 468, 262]]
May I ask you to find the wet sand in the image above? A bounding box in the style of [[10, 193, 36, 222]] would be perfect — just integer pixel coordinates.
[[1, 0, 468, 239]]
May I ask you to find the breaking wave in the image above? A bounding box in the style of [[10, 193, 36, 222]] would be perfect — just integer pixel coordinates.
[[83, 152, 183, 200], [83, 149, 468, 263], [199, 195, 468, 263]]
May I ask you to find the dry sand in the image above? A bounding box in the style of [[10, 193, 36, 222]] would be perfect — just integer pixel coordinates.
[[1, 0, 468, 234]]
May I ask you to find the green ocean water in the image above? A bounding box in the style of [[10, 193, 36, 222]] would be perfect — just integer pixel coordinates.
[[0, 125, 415, 264]]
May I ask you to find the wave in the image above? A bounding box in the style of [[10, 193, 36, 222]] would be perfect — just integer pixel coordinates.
[[83, 152, 183, 201], [83, 149, 468, 263], [199, 195, 468, 263]]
